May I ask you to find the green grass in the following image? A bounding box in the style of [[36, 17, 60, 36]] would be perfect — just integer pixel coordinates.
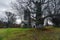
[[0, 27, 60, 40]]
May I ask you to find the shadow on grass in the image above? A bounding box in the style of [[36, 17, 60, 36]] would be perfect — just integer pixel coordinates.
[[34, 27, 54, 32], [53, 26, 60, 28]]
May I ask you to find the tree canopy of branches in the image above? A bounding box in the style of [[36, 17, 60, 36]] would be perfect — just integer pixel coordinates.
[[11, 0, 60, 27]]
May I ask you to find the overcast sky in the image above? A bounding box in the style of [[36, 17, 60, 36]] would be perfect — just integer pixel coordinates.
[[0, 0, 12, 11], [0, 0, 12, 17], [0, 0, 12, 22]]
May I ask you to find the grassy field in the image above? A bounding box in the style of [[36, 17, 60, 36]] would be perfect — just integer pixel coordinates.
[[0, 27, 60, 40]]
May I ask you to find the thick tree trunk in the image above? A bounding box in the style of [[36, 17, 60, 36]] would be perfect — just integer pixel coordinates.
[[24, 9, 31, 28]]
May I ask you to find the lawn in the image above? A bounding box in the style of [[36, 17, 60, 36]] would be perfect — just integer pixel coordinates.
[[0, 27, 60, 40]]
